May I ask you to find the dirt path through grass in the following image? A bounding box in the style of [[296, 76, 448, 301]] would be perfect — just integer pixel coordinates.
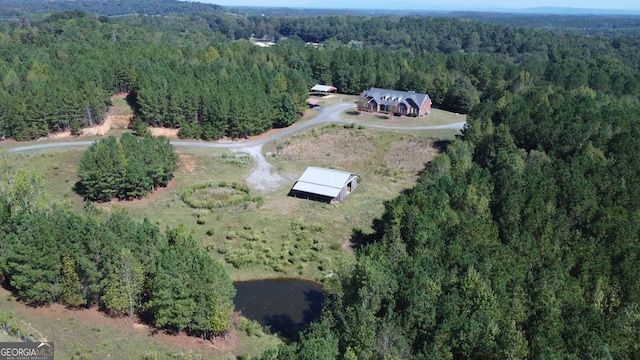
[[237, 145, 288, 192]]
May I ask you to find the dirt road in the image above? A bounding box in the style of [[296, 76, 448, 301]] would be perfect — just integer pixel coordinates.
[[8, 102, 466, 192]]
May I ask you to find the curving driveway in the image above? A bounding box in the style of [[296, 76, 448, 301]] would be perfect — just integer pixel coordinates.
[[9, 102, 465, 153], [7, 102, 466, 192]]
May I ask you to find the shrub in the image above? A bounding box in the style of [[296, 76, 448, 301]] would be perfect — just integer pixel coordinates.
[[309, 223, 325, 233], [142, 351, 160, 360], [238, 317, 263, 337]]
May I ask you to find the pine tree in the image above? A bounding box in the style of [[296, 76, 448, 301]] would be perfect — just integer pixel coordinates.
[[149, 225, 235, 337], [274, 92, 296, 128]]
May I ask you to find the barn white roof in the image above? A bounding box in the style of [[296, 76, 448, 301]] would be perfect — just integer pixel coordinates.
[[311, 84, 337, 92], [292, 167, 357, 198]]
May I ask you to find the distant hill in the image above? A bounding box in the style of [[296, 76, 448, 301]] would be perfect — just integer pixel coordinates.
[[0, 0, 225, 18], [509, 6, 640, 15]]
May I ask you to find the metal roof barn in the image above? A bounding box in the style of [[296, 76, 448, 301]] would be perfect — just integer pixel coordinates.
[[291, 167, 358, 202], [310, 84, 337, 93]]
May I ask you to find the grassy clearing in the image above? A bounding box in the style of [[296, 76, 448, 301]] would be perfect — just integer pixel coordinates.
[[7, 124, 460, 285], [7, 124, 449, 282], [4, 120, 452, 358], [108, 95, 134, 117], [10, 148, 88, 211]]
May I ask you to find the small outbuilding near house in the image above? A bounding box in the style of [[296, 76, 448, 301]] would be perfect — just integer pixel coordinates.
[[291, 167, 358, 202], [310, 84, 338, 94]]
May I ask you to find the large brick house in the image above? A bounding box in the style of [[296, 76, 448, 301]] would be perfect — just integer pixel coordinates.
[[360, 87, 432, 117]]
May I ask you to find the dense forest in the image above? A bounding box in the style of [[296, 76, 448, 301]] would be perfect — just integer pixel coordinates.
[[0, 0, 224, 18], [2, 8, 640, 140], [0, 10, 314, 140], [267, 87, 640, 358], [1, 1, 640, 357], [5, 0, 640, 30]]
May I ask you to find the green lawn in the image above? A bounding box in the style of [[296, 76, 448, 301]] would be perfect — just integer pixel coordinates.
[[341, 107, 467, 127]]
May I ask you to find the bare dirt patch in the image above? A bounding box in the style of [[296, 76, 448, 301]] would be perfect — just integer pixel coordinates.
[[79, 93, 133, 136], [178, 154, 197, 174], [109, 115, 133, 128], [385, 138, 439, 173], [149, 127, 179, 138], [37, 94, 134, 141], [94, 178, 177, 210]]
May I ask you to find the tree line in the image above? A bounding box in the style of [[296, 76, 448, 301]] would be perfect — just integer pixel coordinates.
[[0, 0, 224, 18], [0, 149, 235, 338]]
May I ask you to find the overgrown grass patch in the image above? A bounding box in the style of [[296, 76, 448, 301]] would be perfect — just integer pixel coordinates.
[[237, 317, 266, 337], [219, 218, 339, 275], [0, 311, 34, 340], [109, 95, 134, 116], [220, 152, 251, 167], [183, 181, 262, 209]]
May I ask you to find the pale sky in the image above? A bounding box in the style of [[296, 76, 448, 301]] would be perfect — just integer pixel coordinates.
[[201, 0, 640, 11]]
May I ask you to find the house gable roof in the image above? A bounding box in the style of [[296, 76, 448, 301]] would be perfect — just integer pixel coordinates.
[[363, 87, 430, 109], [292, 167, 357, 198]]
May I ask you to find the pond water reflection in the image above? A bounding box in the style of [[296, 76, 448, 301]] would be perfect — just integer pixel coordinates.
[[233, 278, 324, 339]]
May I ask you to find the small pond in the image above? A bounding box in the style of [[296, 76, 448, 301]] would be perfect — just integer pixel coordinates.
[[233, 278, 324, 339]]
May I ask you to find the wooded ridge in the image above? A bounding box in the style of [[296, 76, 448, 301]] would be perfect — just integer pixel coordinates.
[[2, 9, 640, 140]]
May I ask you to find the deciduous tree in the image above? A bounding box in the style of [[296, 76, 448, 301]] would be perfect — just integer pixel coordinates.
[[102, 248, 144, 317], [61, 253, 86, 307]]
